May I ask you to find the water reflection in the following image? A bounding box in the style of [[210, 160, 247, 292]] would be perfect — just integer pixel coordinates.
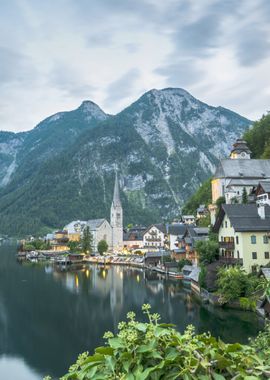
[[0, 245, 264, 380]]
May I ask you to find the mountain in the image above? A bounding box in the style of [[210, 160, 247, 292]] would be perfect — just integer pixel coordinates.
[[0, 88, 251, 235], [0, 101, 109, 188]]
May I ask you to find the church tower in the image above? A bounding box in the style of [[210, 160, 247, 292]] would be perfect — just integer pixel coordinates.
[[230, 138, 251, 159], [110, 172, 123, 251]]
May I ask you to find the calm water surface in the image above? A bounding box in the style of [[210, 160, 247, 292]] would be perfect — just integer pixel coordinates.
[[0, 244, 264, 379]]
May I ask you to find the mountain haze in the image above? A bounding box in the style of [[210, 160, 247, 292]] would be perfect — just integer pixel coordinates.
[[0, 88, 251, 235]]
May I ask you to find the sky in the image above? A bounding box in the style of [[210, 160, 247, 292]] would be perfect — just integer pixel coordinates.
[[0, 0, 270, 132]]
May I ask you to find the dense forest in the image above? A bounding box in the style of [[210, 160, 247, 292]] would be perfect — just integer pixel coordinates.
[[244, 112, 270, 158]]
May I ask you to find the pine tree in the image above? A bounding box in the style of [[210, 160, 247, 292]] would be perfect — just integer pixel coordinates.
[[97, 240, 108, 255], [81, 226, 93, 254], [242, 187, 248, 204]]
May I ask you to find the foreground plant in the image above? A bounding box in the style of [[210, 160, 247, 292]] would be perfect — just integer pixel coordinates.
[[48, 304, 270, 379]]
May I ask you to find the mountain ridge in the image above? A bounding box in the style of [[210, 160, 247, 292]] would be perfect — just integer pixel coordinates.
[[0, 88, 251, 235]]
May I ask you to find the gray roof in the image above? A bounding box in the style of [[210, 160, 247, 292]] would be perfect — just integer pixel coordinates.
[[145, 251, 169, 258], [261, 268, 270, 280], [215, 204, 270, 232], [227, 178, 261, 187], [258, 180, 270, 193], [86, 219, 108, 230], [193, 227, 209, 235], [168, 224, 187, 236], [214, 159, 270, 179], [189, 267, 201, 282]]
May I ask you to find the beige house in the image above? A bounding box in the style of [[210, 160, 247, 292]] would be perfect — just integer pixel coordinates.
[[213, 204, 270, 272]]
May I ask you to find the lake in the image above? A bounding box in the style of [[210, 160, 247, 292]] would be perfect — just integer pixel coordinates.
[[0, 244, 264, 379]]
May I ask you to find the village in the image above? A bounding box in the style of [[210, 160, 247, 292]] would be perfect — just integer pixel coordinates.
[[19, 138, 270, 318]]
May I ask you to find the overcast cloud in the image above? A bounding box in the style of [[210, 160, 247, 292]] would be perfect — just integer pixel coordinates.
[[0, 0, 269, 131]]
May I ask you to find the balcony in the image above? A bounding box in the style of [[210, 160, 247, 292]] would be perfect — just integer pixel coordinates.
[[219, 241, 235, 250], [219, 257, 243, 265], [145, 237, 161, 242]]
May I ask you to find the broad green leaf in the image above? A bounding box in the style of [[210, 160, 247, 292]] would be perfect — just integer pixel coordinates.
[[95, 346, 114, 356], [108, 337, 123, 349]]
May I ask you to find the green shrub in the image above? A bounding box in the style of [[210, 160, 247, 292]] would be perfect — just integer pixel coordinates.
[[51, 305, 270, 380], [198, 264, 207, 289], [239, 297, 256, 311]]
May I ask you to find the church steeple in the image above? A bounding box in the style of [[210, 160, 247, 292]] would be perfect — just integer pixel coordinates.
[[110, 172, 123, 250], [230, 138, 251, 159], [112, 171, 121, 207]]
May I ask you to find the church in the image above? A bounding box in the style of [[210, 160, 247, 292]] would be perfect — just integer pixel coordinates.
[[64, 173, 123, 252], [212, 138, 270, 204]]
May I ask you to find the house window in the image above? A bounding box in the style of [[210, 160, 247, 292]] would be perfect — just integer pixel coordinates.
[[251, 235, 256, 244], [221, 236, 223, 242], [252, 252, 257, 260], [265, 252, 270, 259], [236, 236, 239, 244], [237, 250, 240, 259], [225, 221, 227, 228], [263, 235, 268, 244]]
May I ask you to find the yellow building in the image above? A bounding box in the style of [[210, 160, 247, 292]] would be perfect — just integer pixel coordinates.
[[67, 232, 81, 242], [213, 204, 270, 273]]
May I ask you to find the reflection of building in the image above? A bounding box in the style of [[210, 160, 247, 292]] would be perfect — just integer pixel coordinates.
[[110, 267, 124, 319]]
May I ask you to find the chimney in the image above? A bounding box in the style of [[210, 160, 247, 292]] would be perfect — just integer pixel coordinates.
[[257, 204, 266, 219]]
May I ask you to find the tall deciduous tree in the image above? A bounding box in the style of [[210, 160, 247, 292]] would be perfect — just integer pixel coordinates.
[[195, 240, 219, 264]]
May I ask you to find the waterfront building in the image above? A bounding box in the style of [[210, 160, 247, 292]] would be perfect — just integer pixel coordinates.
[[174, 226, 209, 264], [143, 224, 167, 249], [85, 219, 112, 251], [167, 223, 187, 251], [123, 225, 146, 250], [213, 203, 270, 272], [51, 230, 70, 251], [64, 220, 87, 241], [63, 172, 123, 252]]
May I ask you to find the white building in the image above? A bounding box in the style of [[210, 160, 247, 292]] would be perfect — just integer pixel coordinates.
[[143, 224, 167, 249], [85, 219, 112, 251], [182, 215, 196, 225], [212, 139, 270, 204], [110, 172, 123, 251], [63, 172, 123, 252]]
